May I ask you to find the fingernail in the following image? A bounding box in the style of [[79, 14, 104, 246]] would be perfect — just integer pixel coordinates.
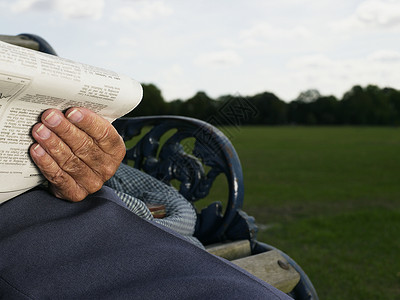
[[44, 111, 61, 127], [36, 124, 51, 139], [66, 109, 83, 123], [33, 144, 46, 157]]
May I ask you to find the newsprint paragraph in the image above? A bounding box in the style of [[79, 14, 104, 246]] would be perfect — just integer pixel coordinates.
[[0, 41, 142, 203]]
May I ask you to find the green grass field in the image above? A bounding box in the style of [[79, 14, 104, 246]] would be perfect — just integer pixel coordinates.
[[210, 127, 400, 300]]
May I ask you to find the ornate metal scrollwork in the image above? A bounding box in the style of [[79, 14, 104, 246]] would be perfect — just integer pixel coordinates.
[[113, 116, 245, 243]]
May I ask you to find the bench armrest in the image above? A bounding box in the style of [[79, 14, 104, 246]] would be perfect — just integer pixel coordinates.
[[113, 115, 246, 244]]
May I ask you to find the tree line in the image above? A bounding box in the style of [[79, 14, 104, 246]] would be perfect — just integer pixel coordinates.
[[124, 84, 400, 126]]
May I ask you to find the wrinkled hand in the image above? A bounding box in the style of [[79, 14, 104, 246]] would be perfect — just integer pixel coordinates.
[[30, 108, 126, 202]]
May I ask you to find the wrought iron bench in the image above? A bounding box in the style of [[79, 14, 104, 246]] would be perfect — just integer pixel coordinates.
[[1, 34, 319, 299], [113, 116, 318, 299]]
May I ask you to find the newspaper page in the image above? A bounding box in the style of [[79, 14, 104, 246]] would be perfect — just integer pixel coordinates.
[[0, 41, 143, 204]]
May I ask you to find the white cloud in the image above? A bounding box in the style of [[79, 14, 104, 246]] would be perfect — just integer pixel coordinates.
[[240, 22, 312, 41], [153, 65, 196, 101], [356, 0, 400, 27], [10, 0, 105, 19], [367, 49, 400, 62], [11, 0, 54, 12], [287, 54, 334, 70], [285, 51, 400, 99], [332, 0, 400, 31], [112, 0, 173, 22], [194, 50, 242, 68], [118, 37, 138, 48], [228, 21, 317, 53], [95, 39, 109, 47], [4, 0, 400, 102], [113, 38, 139, 59], [57, 0, 104, 20]]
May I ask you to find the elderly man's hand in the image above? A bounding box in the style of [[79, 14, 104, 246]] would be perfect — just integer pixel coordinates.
[[30, 108, 126, 202]]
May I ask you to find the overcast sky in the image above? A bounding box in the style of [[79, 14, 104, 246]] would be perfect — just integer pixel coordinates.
[[1, 0, 400, 102]]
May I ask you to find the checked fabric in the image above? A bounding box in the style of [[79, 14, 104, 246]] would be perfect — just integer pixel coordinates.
[[105, 163, 203, 248]]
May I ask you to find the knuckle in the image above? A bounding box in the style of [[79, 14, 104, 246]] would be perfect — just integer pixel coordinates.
[[101, 164, 117, 180], [97, 124, 113, 144], [108, 139, 126, 164], [61, 121, 76, 136], [74, 137, 95, 158], [89, 146, 104, 161], [82, 147, 105, 171], [116, 139, 126, 158], [51, 182, 88, 202], [51, 188, 67, 200], [34, 155, 54, 171], [48, 168, 68, 187], [71, 189, 89, 202], [60, 153, 83, 174], [40, 139, 69, 161], [97, 125, 123, 149], [68, 190, 89, 202], [43, 136, 63, 152], [85, 178, 103, 194]]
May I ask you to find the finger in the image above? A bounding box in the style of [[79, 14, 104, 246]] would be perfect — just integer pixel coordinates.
[[29, 143, 100, 202], [31, 123, 106, 190], [65, 107, 126, 158], [40, 109, 102, 158], [38, 109, 119, 180], [41, 108, 125, 176]]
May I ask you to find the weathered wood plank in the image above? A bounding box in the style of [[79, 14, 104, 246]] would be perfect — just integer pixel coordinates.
[[232, 250, 300, 293], [206, 240, 251, 261]]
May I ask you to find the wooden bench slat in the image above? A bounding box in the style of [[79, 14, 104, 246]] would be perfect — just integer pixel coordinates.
[[232, 250, 300, 293], [206, 240, 251, 261]]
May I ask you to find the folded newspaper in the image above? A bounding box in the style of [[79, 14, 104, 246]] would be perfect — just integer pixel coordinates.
[[0, 41, 143, 204]]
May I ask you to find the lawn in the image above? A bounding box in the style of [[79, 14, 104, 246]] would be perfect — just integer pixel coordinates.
[[214, 126, 400, 300], [124, 124, 400, 299]]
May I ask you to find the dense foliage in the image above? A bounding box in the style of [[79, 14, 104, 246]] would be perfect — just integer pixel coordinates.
[[124, 84, 400, 126]]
